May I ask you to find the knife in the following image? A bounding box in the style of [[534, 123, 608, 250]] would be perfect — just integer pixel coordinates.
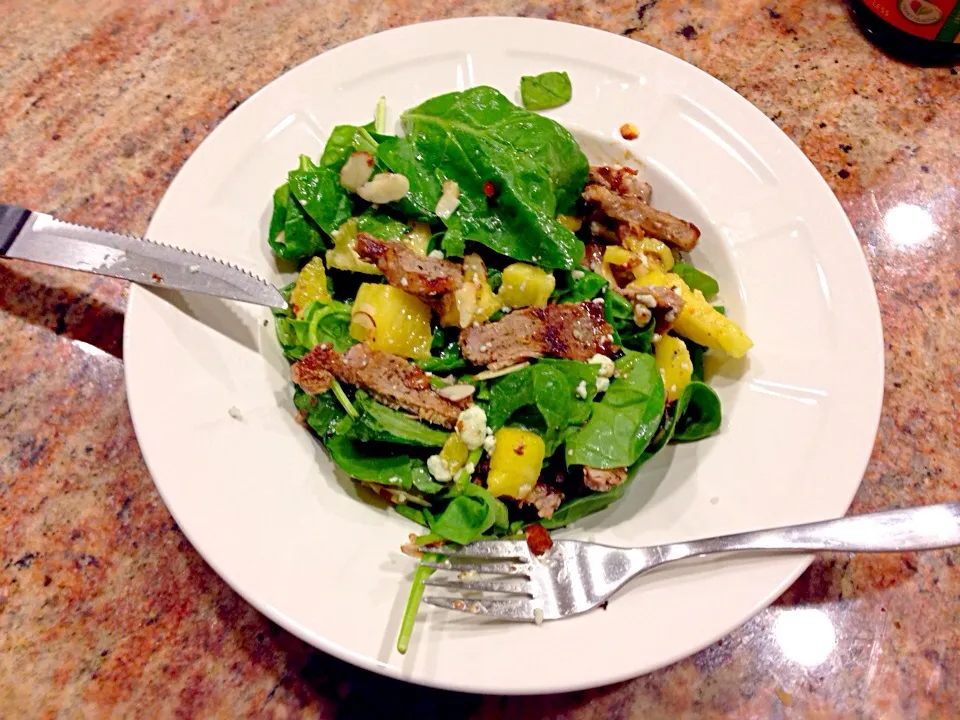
[[0, 203, 286, 309]]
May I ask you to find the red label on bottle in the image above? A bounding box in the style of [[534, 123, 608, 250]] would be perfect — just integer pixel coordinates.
[[862, 0, 960, 40]]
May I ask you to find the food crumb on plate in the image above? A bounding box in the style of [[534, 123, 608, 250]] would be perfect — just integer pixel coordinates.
[[228, 406, 243, 420], [619, 122, 639, 140], [533, 608, 544, 625]]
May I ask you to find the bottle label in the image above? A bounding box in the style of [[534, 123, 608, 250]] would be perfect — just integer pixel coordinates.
[[862, 0, 960, 41]]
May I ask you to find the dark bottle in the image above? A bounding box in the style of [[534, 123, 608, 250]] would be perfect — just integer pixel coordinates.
[[850, 0, 960, 65]]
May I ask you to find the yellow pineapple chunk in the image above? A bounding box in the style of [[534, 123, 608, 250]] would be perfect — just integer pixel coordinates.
[[631, 269, 753, 358], [290, 256, 331, 317], [634, 237, 675, 271], [497, 263, 555, 309], [349, 283, 432, 358], [602, 245, 637, 267], [398, 222, 431, 256], [654, 334, 693, 402], [439, 433, 469, 475], [556, 214, 582, 232], [326, 219, 380, 275], [486, 427, 545, 500]]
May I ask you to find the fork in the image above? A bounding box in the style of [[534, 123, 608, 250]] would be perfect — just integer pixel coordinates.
[[419, 502, 960, 622]]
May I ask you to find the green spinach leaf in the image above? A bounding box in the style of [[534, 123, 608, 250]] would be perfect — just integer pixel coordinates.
[[520, 71, 573, 111], [294, 388, 345, 439], [288, 155, 353, 238], [673, 382, 722, 442], [672, 262, 719, 300], [325, 435, 417, 487], [348, 391, 449, 447], [268, 182, 288, 243], [564, 351, 664, 468], [398, 86, 588, 268]]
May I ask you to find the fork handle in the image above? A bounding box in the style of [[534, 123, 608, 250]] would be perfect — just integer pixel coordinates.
[[656, 502, 960, 563]]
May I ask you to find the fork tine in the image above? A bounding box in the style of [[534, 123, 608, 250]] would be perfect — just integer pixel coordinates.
[[421, 560, 529, 575], [423, 595, 536, 621], [427, 540, 530, 559], [422, 576, 533, 596]]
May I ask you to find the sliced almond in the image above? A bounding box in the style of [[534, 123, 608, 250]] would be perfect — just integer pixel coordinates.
[[473, 362, 531, 381], [436, 384, 476, 401], [357, 173, 410, 204], [435, 179, 460, 219], [351, 311, 376, 339], [454, 283, 479, 329], [339, 152, 375, 191]]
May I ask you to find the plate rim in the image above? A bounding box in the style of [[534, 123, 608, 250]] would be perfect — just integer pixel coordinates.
[[123, 16, 884, 694]]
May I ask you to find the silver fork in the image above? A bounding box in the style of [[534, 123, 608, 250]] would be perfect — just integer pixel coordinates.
[[419, 502, 960, 622]]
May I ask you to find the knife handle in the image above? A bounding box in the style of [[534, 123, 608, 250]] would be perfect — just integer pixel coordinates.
[[0, 204, 31, 255]]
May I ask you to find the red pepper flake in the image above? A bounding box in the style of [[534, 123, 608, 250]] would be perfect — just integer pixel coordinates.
[[483, 181, 495, 197], [514, 442, 525, 456], [150, 273, 163, 284], [525, 524, 553, 555]]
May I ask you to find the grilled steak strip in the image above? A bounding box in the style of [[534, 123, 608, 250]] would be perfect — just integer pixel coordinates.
[[460, 301, 616, 370], [582, 184, 700, 252], [354, 232, 463, 297], [291, 343, 469, 428], [588, 165, 652, 203]]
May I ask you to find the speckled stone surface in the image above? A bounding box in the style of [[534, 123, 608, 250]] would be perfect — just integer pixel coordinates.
[[1, 0, 958, 716]]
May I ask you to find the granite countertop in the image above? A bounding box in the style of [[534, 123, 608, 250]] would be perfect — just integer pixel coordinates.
[[1, 0, 958, 716]]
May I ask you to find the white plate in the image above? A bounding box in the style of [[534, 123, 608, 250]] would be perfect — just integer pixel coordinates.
[[124, 18, 883, 694]]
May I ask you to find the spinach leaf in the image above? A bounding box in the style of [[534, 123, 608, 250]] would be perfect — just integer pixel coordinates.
[[520, 71, 573, 111], [268, 182, 288, 243], [686, 340, 706, 382], [376, 135, 445, 220], [427, 496, 495, 544], [274, 299, 355, 359], [348, 391, 449, 447], [604, 287, 654, 353], [554, 270, 608, 303], [540, 487, 625, 530], [440, 216, 466, 258], [325, 435, 417, 487], [673, 382, 722, 442], [295, 388, 345, 439], [394, 504, 428, 527], [416, 343, 466, 373], [426, 481, 510, 544], [411, 465, 445, 495], [672, 262, 719, 300], [271, 186, 326, 261], [355, 210, 409, 240], [564, 351, 664, 469], [399, 86, 588, 268], [288, 155, 353, 238]]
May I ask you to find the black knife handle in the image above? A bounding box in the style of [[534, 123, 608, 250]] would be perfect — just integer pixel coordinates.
[[0, 204, 31, 255]]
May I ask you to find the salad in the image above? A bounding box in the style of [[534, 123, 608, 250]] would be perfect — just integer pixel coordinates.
[[267, 76, 752, 650]]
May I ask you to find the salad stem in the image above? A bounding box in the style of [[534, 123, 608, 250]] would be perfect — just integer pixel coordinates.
[[331, 378, 359, 418], [397, 551, 439, 654], [375, 96, 387, 134]]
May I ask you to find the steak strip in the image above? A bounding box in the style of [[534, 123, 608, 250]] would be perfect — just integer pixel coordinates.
[[354, 233, 463, 297], [583, 466, 628, 492], [589, 165, 652, 203], [582, 184, 700, 252], [460, 301, 616, 370], [291, 343, 469, 428]]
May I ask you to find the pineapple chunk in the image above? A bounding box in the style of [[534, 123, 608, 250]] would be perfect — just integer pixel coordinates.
[[290, 256, 331, 317], [497, 263, 555, 309], [398, 222, 431, 256], [602, 245, 637, 267], [439, 433, 469, 475], [654, 334, 693, 402], [486, 427, 545, 500], [557, 214, 582, 232], [349, 283, 433, 358], [326, 219, 380, 275], [633, 237, 675, 271], [632, 269, 753, 358]]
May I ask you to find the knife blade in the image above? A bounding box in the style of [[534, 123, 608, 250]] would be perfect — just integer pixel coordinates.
[[0, 203, 286, 309]]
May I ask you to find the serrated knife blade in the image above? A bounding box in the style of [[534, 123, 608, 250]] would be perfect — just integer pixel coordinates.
[[0, 203, 286, 309]]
